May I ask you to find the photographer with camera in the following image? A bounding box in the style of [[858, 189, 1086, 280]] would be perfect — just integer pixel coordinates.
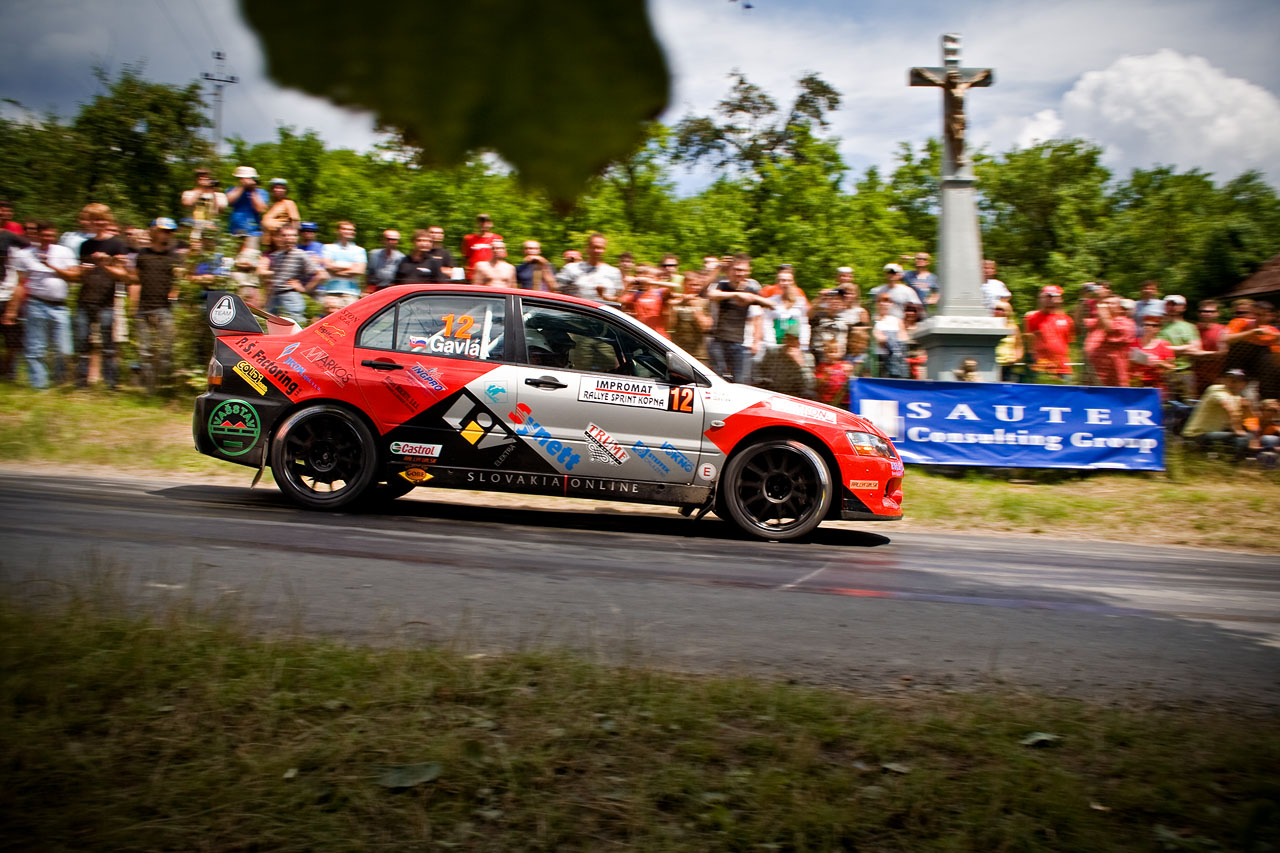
[[225, 165, 268, 245], [181, 170, 227, 236]]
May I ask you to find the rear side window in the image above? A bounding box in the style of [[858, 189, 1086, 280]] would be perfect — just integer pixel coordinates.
[[357, 295, 506, 361]]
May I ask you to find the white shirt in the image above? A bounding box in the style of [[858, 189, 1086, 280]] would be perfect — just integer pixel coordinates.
[[556, 261, 622, 301], [14, 244, 77, 302], [981, 277, 1011, 311]]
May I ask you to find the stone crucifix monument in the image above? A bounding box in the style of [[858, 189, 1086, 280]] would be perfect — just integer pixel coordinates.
[[907, 34, 1010, 381]]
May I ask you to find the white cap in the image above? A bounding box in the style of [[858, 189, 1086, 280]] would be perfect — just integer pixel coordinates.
[[233, 166, 259, 179]]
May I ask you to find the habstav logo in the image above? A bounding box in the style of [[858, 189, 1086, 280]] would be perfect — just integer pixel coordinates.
[[390, 441, 441, 458]]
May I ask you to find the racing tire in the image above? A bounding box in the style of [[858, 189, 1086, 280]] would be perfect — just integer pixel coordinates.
[[722, 438, 833, 541], [270, 405, 379, 510]]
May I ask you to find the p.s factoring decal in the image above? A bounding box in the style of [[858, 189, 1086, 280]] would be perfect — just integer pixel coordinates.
[[208, 399, 261, 456]]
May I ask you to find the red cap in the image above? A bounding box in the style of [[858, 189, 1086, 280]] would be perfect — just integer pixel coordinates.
[[1041, 285, 1063, 296]]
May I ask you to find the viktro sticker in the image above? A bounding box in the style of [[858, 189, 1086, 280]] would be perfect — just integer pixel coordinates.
[[579, 377, 668, 411], [390, 441, 441, 459], [584, 423, 629, 465], [208, 399, 261, 457], [232, 361, 267, 395], [209, 295, 235, 327]]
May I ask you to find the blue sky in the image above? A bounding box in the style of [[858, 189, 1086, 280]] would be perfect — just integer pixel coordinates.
[[3, 0, 1278, 190]]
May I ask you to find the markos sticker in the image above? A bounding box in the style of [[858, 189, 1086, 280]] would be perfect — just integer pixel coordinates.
[[233, 361, 268, 395]]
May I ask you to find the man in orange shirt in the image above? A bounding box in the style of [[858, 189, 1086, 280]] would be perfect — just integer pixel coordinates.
[[460, 213, 502, 282], [1024, 285, 1076, 382]]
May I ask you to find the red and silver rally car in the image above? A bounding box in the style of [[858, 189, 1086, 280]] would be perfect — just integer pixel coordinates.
[[194, 286, 903, 540]]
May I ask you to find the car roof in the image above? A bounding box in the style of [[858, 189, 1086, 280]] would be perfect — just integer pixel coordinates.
[[372, 284, 604, 311]]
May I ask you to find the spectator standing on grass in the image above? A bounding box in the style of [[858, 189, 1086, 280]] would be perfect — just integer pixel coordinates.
[[1025, 285, 1075, 382], [367, 230, 404, 291], [1132, 280, 1165, 324], [903, 251, 939, 314], [705, 254, 770, 384], [873, 293, 908, 378], [59, 206, 96, 256], [259, 225, 321, 325], [1191, 299, 1226, 396], [296, 222, 325, 261], [669, 269, 712, 361], [1182, 368, 1251, 460], [426, 225, 456, 280], [770, 269, 810, 350], [1132, 313, 1176, 400], [1084, 295, 1136, 387], [3, 221, 74, 388], [261, 179, 300, 240], [981, 259, 1011, 312], [180, 169, 227, 234], [229, 235, 263, 309], [0, 201, 23, 236], [225, 166, 268, 239], [515, 240, 556, 291], [461, 214, 501, 281], [73, 204, 130, 389], [128, 218, 183, 395], [625, 265, 674, 337], [0, 225, 31, 380], [993, 301, 1024, 383], [556, 233, 621, 301], [473, 239, 517, 287], [320, 221, 367, 307], [1157, 295, 1201, 401], [394, 230, 445, 285]]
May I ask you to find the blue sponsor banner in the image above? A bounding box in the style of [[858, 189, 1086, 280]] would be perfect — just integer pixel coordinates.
[[848, 378, 1165, 471]]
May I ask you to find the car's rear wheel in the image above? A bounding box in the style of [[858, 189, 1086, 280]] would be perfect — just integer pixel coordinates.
[[722, 438, 833, 541], [270, 405, 378, 510]]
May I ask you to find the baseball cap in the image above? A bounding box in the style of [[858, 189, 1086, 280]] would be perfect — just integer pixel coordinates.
[[883, 263, 903, 274], [1164, 294, 1186, 305], [150, 217, 178, 231], [268, 177, 288, 187], [299, 221, 318, 232], [232, 166, 259, 179], [1041, 285, 1064, 296], [1224, 368, 1247, 379]]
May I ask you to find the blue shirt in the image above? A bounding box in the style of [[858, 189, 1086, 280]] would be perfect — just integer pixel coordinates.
[[227, 188, 268, 235], [320, 241, 368, 295]]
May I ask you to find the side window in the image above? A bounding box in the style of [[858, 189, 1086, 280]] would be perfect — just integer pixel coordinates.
[[521, 304, 670, 380], [359, 295, 506, 361]]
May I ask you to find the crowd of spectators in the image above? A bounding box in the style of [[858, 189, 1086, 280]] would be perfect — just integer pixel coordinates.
[[1, 164, 1276, 466]]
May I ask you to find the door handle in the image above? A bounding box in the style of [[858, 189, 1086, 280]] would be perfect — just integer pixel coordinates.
[[361, 359, 404, 371], [524, 375, 568, 390]]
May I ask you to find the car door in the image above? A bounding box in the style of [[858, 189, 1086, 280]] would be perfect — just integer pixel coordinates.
[[352, 292, 509, 466], [511, 298, 704, 483]]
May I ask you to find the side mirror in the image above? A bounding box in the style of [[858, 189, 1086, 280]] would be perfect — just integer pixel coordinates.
[[668, 353, 699, 386]]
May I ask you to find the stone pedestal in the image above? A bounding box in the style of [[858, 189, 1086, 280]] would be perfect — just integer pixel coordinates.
[[910, 315, 1010, 382]]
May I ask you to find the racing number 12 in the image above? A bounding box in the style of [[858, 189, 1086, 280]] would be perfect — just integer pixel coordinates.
[[668, 386, 694, 413], [440, 314, 474, 339]]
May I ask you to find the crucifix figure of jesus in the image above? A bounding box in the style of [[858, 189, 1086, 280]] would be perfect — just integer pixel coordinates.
[[909, 34, 993, 172]]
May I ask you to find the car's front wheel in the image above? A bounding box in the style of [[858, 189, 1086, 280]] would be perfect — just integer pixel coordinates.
[[722, 438, 833, 541], [270, 405, 378, 510]]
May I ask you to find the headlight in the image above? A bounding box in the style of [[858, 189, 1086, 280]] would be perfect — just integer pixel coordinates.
[[846, 431, 894, 458]]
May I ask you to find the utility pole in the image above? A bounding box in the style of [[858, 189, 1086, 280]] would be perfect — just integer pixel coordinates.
[[201, 51, 238, 157]]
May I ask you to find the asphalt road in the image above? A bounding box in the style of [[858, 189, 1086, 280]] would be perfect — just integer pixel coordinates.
[[2, 471, 1278, 707]]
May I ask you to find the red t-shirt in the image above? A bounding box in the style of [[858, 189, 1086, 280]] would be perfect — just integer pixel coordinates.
[[1, 221, 23, 236], [460, 231, 502, 280], [631, 287, 669, 337], [1133, 339, 1174, 394], [815, 361, 854, 407], [1025, 310, 1075, 374]]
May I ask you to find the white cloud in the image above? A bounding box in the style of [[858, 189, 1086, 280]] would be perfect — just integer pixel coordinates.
[[1056, 50, 1280, 182], [1014, 109, 1065, 148]]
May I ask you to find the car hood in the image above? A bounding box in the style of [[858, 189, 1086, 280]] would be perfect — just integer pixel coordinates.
[[700, 380, 887, 438]]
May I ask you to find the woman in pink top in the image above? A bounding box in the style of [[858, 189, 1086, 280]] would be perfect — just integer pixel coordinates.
[[1133, 315, 1176, 398], [1084, 296, 1136, 386], [625, 265, 672, 338]]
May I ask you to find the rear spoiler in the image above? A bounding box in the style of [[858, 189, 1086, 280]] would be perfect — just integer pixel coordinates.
[[206, 291, 301, 336]]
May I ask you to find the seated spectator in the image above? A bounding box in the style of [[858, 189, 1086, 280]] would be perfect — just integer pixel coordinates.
[[515, 240, 556, 291], [624, 265, 673, 337], [993, 301, 1024, 382], [1083, 295, 1136, 386], [754, 329, 815, 399], [472, 239, 517, 287], [394, 230, 445, 284], [261, 179, 301, 239], [1182, 368, 1251, 461], [1131, 314, 1176, 399], [814, 334, 855, 407], [320, 221, 367, 307]]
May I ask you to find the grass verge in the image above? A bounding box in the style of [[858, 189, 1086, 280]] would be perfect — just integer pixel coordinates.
[[2, 589, 1277, 852]]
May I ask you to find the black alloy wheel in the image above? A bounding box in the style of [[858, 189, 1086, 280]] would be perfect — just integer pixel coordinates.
[[722, 438, 833, 540], [270, 405, 378, 510]]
